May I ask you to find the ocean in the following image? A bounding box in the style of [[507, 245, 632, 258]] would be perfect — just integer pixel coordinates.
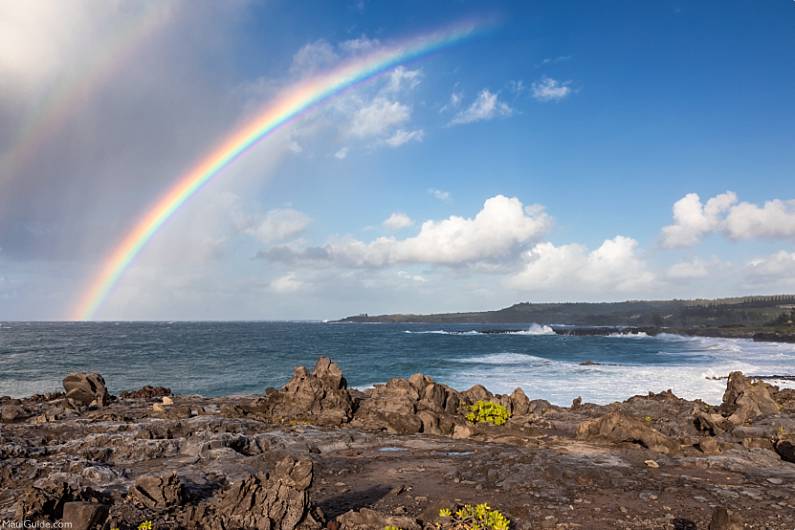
[[1, 321, 794, 406]]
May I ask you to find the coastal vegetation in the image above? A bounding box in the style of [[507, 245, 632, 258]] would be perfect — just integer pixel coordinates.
[[465, 400, 511, 426], [436, 504, 511, 530]]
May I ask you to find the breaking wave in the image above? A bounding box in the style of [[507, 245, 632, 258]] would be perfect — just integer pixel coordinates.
[[403, 323, 556, 336]]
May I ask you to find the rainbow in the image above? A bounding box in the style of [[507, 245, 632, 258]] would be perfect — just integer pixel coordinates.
[[72, 19, 490, 320], [0, 5, 173, 185]]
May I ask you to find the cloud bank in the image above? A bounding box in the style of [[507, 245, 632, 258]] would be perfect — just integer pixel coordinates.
[[661, 192, 795, 247]]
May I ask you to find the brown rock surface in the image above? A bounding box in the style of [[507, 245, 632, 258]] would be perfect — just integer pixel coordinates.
[[721, 371, 780, 425], [61, 501, 108, 530], [337, 507, 420, 529], [2, 363, 794, 529], [353, 374, 462, 435], [195, 456, 320, 530], [62, 372, 110, 407], [709, 506, 744, 530], [119, 385, 172, 399], [576, 411, 680, 454], [251, 357, 353, 425], [130, 472, 186, 510]]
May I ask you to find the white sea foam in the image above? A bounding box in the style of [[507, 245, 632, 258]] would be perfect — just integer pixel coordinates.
[[403, 323, 555, 336], [443, 335, 795, 406], [403, 330, 480, 335], [508, 324, 556, 335], [457, 352, 552, 365], [607, 331, 649, 338]]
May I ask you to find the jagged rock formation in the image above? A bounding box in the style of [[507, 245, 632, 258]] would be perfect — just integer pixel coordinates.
[[721, 371, 780, 425], [250, 357, 354, 426], [1, 362, 794, 529], [185, 457, 321, 529]]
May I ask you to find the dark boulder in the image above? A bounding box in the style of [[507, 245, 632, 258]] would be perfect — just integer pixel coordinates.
[[63, 373, 110, 407], [774, 439, 795, 463]]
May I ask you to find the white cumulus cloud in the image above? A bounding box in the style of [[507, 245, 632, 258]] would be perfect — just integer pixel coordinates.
[[661, 192, 737, 247], [746, 251, 795, 280], [509, 236, 655, 293], [661, 192, 795, 247], [724, 199, 795, 240], [383, 212, 413, 230], [327, 195, 551, 267], [450, 90, 512, 125]]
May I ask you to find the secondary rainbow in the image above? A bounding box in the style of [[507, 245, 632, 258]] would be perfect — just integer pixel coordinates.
[[73, 19, 490, 320], [1, 5, 172, 186]]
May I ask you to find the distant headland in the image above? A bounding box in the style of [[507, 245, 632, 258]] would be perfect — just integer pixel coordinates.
[[338, 294, 795, 342]]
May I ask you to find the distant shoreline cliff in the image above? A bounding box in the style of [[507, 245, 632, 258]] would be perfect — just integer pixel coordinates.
[[338, 295, 795, 342]]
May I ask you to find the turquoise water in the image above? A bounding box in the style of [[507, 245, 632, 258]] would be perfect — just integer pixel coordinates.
[[1, 321, 794, 405]]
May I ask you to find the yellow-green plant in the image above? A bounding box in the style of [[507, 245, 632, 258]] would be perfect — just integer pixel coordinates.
[[138, 521, 154, 530], [384, 526, 403, 530], [465, 401, 511, 426], [436, 503, 510, 530]]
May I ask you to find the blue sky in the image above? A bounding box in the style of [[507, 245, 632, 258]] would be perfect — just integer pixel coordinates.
[[1, 0, 794, 320]]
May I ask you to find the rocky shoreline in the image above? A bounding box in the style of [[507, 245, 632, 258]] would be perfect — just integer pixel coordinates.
[[1, 358, 794, 529], [369, 325, 795, 344]]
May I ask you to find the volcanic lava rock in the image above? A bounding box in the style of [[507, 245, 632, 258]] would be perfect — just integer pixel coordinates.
[[61, 501, 109, 530], [15, 482, 72, 522], [721, 371, 779, 425], [130, 472, 186, 510], [191, 456, 320, 530], [708, 506, 744, 530], [576, 411, 679, 454], [354, 374, 462, 435], [774, 438, 795, 463], [1, 402, 29, 423], [62, 372, 110, 407], [252, 357, 353, 425], [119, 385, 172, 399], [337, 507, 420, 530]]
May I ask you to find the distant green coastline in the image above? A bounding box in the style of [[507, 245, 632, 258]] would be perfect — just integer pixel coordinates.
[[339, 295, 795, 342]]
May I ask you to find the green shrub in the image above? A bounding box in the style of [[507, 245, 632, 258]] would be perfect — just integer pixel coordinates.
[[437, 503, 510, 529], [465, 400, 511, 426]]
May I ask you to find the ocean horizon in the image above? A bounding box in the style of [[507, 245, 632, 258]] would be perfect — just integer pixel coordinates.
[[3, 320, 794, 406]]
